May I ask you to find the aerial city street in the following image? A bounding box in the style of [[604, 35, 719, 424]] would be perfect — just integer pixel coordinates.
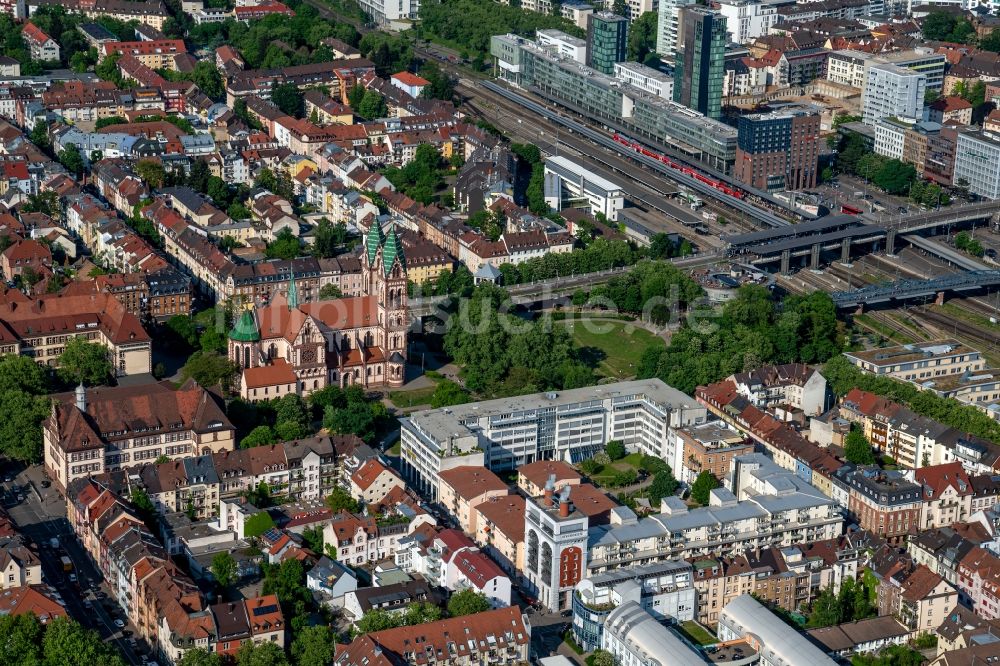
[[2, 0, 1000, 664]]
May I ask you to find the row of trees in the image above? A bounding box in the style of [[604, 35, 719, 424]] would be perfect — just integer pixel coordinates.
[[823, 355, 1000, 443], [807, 574, 877, 628], [416, 0, 583, 59], [638, 285, 842, 394], [588, 260, 704, 325], [955, 230, 986, 257], [922, 10, 1000, 54], [511, 143, 547, 214], [0, 614, 128, 666]]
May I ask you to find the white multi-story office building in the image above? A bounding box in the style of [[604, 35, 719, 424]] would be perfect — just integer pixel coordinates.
[[357, 0, 418, 25], [954, 128, 1000, 200], [544, 155, 626, 221], [398, 379, 705, 500], [587, 455, 844, 571], [613, 61, 673, 99], [862, 63, 926, 126], [536, 29, 587, 63], [655, 0, 696, 59], [874, 117, 911, 160]]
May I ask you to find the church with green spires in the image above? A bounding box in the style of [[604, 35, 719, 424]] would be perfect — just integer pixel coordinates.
[[227, 223, 409, 399]]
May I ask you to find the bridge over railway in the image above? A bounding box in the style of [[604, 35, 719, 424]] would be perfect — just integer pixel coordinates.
[[724, 201, 1000, 272], [831, 270, 1000, 308]]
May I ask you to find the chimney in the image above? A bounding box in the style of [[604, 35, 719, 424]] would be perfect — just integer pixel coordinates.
[[75, 383, 86, 412], [559, 485, 571, 518], [543, 474, 556, 507]]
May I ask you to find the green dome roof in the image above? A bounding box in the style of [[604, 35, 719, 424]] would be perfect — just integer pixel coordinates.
[[229, 309, 260, 342], [365, 222, 385, 265], [382, 225, 405, 275]]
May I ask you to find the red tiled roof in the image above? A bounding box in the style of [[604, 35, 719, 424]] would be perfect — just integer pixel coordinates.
[[391, 71, 430, 87], [439, 466, 508, 502], [243, 358, 297, 389]]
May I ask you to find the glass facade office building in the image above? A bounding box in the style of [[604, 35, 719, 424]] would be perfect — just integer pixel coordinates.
[[586, 12, 629, 76], [673, 7, 726, 119]]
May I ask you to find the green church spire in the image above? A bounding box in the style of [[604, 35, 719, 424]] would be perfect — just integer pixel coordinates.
[[229, 307, 260, 342], [365, 221, 385, 266], [382, 224, 405, 276], [287, 266, 299, 310]]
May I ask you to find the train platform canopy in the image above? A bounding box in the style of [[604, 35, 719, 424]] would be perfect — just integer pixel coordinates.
[[724, 215, 861, 248], [746, 224, 884, 256]]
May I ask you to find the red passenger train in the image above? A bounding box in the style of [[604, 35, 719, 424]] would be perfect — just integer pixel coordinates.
[[612, 133, 747, 200]]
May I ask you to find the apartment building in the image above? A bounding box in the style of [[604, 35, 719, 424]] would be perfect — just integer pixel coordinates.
[[673, 420, 754, 484], [399, 379, 705, 500], [837, 466, 922, 541], [470, 494, 526, 579], [841, 388, 1000, 473], [0, 291, 151, 377], [588, 456, 843, 572], [844, 340, 987, 381], [349, 458, 404, 506], [333, 606, 531, 666], [0, 534, 41, 589], [43, 381, 236, 493], [100, 39, 187, 70], [880, 564, 959, 632], [438, 466, 509, 535], [572, 560, 697, 651], [728, 363, 828, 416], [22, 21, 59, 61], [916, 462, 974, 530]]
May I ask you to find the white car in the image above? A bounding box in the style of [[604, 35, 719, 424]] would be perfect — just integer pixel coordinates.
[[68, 574, 77, 583], [114, 619, 125, 628]]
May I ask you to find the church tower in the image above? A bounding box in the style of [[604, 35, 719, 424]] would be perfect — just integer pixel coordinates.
[[228, 306, 260, 370], [378, 224, 408, 387]]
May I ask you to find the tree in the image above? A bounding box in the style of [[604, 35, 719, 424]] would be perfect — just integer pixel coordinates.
[[626, 11, 658, 62], [324, 401, 379, 440], [272, 82, 304, 117], [356, 608, 401, 634], [807, 587, 842, 628], [241, 424, 277, 448], [191, 61, 224, 99], [136, 159, 166, 189], [590, 650, 616, 666], [178, 648, 224, 666], [244, 511, 275, 537], [290, 625, 335, 666], [311, 218, 348, 258], [605, 440, 626, 461], [211, 551, 237, 588], [265, 228, 302, 260], [301, 525, 324, 554], [30, 119, 50, 151], [58, 337, 113, 386], [0, 609, 43, 664], [430, 379, 470, 408], [844, 425, 876, 465], [325, 486, 360, 514], [42, 616, 128, 666], [21, 190, 58, 216], [647, 469, 680, 505], [357, 89, 388, 120], [447, 589, 493, 616], [318, 284, 343, 300], [236, 640, 289, 666], [58, 144, 85, 177], [188, 159, 211, 194], [180, 351, 237, 390], [690, 471, 720, 505]]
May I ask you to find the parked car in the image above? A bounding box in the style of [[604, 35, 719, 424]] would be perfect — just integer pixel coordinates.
[[114, 619, 125, 628]]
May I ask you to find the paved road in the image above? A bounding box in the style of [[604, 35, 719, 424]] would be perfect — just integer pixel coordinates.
[[5, 464, 146, 665]]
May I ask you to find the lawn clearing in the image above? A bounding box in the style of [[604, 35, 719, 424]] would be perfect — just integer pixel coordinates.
[[678, 620, 717, 646], [562, 320, 665, 379], [388, 385, 437, 409]]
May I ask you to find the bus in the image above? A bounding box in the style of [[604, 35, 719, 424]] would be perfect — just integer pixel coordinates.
[[60, 556, 73, 572], [841, 204, 863, 215]]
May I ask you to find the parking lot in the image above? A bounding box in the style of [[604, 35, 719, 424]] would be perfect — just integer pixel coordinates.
[[4, 464, 150, 666]]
